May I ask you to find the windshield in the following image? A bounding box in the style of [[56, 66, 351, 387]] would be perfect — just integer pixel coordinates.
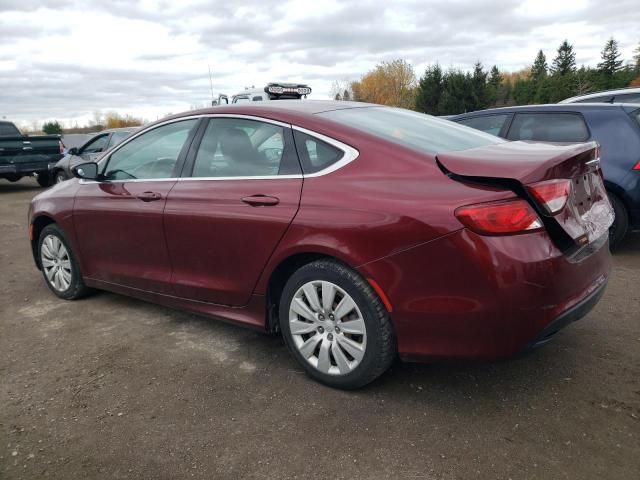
[[319, 106, 504, 153]]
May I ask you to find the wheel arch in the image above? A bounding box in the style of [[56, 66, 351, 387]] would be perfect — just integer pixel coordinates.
[[30, 215, 56, 269]]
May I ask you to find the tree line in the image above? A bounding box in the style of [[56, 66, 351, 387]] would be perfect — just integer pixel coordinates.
[[348, 38, 640, 116]]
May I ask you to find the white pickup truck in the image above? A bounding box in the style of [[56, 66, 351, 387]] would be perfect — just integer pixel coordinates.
[[212, 82, 311, 106]]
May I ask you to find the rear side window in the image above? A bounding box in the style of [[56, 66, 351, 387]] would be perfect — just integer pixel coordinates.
[[615, 93, 640, 103], [507, 113, 589, 142], [319, 106, 503, 154], [293, 131, 344, 174], [456, 114, 509, 137], [252, 96, 263, 101]]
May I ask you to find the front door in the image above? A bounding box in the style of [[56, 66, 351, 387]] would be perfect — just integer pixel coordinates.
[[73, 119, 200, 294], [164, 116, 303, 306]]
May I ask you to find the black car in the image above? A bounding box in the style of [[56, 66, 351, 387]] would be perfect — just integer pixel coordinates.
[[51, 128, 136, 183], [451, 103, 640, 248]]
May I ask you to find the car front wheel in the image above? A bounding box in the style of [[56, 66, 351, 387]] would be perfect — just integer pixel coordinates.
[[54, 170, 67, 184], [279, 259, 395, 389], [38, 224, 90, 300]]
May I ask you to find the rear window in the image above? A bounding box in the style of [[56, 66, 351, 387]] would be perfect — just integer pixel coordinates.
[[319, 107, 503, 154], [573, 95, 614, 103], [0, 122, 20, 136], [507, 113, 589, 142], [615, 93, 640, 103], [456, 114, 510, 136]]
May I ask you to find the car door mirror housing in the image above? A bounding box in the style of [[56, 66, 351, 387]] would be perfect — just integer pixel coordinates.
[[68, 147, 79, 155], [72, 162, 100, 180]]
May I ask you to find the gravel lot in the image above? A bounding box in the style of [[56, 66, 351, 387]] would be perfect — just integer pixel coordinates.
[[1, 178, 639, 479]]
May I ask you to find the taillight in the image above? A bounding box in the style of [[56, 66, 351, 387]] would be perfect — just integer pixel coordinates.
[[59, 140, 64, 154], [527, 179, 571, 214], [633, 161, 640, 171], [455, 199, 543, 235]]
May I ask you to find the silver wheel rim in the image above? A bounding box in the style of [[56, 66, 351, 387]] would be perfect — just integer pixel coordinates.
[[41, 234, 72, 292], [288, 280, 367, 376]]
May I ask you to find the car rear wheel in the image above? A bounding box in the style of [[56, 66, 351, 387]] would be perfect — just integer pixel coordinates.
[[36, 173, 52, 188], [38, 224, 90, 300], [608, 192, 628, 250], [279, 259, 395, 389]]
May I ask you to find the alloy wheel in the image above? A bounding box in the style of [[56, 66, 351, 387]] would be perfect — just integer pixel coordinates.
[[41, 234, 72, 292], [288, 280, 367, 376]]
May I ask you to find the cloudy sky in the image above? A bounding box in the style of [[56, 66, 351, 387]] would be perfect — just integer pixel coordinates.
[[1, 0, 638, 128]]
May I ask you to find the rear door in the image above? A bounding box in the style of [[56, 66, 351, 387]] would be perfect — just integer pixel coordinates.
[[164, 116, 303, 306]]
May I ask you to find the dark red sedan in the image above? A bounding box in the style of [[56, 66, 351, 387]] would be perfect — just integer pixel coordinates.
[[29, 101, 613, 389]]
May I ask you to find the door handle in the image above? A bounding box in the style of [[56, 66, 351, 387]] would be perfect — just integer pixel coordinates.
[[241, 195, 280, 206], [136, 191, 163, 202]]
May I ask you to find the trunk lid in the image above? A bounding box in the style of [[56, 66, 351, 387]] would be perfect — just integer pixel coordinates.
[[437, 141, 614, 249]]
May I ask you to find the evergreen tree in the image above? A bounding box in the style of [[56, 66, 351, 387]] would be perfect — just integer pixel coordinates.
[[415, 64, 443, 115], [598, 38, 623, 76], [633, 41, 640, 73], [42, 120, 62, 135], [487, 66, 502, 105], [551, 40, 577, 75], [531, 50, 548, 80], [471, 62, 489, 110]]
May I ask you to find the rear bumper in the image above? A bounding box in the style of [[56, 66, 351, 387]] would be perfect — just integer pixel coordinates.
[[0, 159, 60, 176], [524, 277, 607, 350], [358, 228, 611, 362]]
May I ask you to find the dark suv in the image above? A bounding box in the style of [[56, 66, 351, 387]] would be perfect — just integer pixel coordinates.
[[451, 104, 640, 248]]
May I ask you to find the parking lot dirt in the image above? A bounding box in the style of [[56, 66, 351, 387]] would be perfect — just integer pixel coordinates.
[[1, 178, 639, 479]]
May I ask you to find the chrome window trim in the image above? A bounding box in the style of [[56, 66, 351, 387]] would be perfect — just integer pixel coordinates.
[[82, 113, 359, 184], [291, 125, 359, 178]]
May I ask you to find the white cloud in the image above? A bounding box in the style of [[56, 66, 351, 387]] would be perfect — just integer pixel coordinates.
[[0, 0, 638, 128]]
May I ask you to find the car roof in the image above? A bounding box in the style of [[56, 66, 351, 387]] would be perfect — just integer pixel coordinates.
[[158, 100, 377, 126], [451, 103, 640, 119], [560, 87, 640, 103]]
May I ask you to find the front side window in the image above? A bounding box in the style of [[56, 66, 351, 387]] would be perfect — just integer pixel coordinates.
[[82, 134, 109, 154], [107, 130, 133, 149], [103, 119, 197, 180], [252, 96, 263, 101], [233, 96, 250, 104], [191, 118, 295, 177], [506, 113, 589, 142], [319, 106, 503, 154], [456, 114, 510, 137]]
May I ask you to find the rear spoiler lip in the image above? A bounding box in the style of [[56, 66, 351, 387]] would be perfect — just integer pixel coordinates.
[[435, 156, 576, 253]]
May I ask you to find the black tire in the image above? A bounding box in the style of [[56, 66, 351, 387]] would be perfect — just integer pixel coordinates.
[[279, 259, 395, 389], [36, 172, 52, 188], [608, 192, 628, 250], [37, 224, 90, 300], [54, 170, 68, 184]]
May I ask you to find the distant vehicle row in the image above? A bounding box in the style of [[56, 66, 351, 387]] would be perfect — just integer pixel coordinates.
[[0, 120, 63, 187]]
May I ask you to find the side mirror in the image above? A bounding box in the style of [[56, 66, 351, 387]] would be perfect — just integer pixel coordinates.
[[72, 162, 99, 180], [68, 147, 79, 155]]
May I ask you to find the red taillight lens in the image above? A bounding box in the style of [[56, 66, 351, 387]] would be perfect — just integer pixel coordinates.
[[59, 140, 64, 154], [455, 198, 543, 235], [527, 179, 571, 214], [633, 161, 640, 171]]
